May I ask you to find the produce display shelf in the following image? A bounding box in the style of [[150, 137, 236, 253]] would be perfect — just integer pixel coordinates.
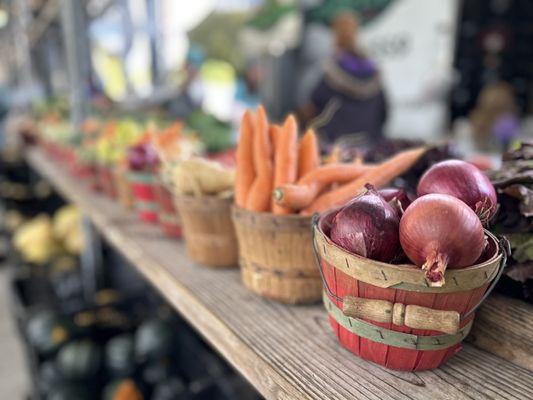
[[25, 148, 533, 400]]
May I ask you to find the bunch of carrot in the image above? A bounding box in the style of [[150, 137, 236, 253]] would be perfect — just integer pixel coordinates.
[[235, 106, 428, 215]]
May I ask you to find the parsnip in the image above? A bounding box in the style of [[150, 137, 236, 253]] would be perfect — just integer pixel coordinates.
[[171, 158, 235, 196]]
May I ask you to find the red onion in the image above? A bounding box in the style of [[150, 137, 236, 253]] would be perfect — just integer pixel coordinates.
[[379, 188, 412, 213], [400, 193, 485, 287], [127, 143, 159, 171], [330, 185, 402, 263], [417, 159, 497, 225]]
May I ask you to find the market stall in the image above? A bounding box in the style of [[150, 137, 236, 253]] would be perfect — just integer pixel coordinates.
[[0, 1, 532, 399]]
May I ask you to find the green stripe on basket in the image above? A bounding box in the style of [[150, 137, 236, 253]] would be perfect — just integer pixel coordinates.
[[323, 292, 472, 351], [129, 172, 156, 184], [135, 200, 159, 212]]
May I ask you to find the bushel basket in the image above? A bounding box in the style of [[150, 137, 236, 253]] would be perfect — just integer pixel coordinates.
[[232, 207, 322, 304], [312, 209, 508, 371], [98, 165, 117, 199], [173, 194, 237, 268], [112, 167, 134, 210]]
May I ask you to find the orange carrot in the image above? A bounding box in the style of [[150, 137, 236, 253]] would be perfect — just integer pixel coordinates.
[[246, 106, 274, 212], [302, 147, 427, 214], [269, 124, 282, 151], [297, 129, 320, 179], [272, 115, 298, 214], [235, 111, 255, 208], [273, 162, 372, 210]]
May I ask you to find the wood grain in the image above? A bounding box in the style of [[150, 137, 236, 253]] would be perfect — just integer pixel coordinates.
[[467, 294, 533, 371], [26, 149, 533, 400]]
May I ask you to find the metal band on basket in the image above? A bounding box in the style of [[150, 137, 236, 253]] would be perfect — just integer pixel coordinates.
[[323, 292, 473, 350]]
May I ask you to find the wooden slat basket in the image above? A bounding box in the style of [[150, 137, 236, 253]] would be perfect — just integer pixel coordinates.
[[112, 167, 134, 210], [232, 207, 322, 304], [313, 209, 508, 371], [173, 194, 237, 268], [98, 164, 117, 199]]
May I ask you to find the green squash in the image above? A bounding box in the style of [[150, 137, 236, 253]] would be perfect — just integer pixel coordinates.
[[135, 319, 175, 361], [57, 339, 101, 380], [105, 333, 135, 376], [26, 309, 73, 355]]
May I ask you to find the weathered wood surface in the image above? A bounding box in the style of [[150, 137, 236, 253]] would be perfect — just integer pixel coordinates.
[[467, 294, 533, 371], [27, 148, 533, 400]]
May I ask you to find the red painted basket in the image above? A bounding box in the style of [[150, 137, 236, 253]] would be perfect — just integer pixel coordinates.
[[312, 210, 508, 371], [129, 171, 159, 223], [154, 181, 182, 238], [98, 165, 117, 199], [86, 164, 101, 192]]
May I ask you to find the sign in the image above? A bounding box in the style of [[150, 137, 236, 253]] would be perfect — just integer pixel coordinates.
[[359, 0, 459, 138]]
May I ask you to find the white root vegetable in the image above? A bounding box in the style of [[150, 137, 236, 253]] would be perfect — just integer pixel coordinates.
[[171, 158, 235, 196]]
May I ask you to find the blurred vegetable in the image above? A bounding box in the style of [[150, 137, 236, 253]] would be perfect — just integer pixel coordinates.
[[490, 141, 533, 302], [171, 158, 234, 196], [187, 111, 233, 153], [13, 215, 59, 264], [127, 143, 159, 171]]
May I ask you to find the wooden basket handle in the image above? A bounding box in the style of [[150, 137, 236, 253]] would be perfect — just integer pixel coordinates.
[[342, 296, 460, 335]]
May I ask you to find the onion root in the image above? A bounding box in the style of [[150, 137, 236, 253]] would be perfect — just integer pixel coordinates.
[[422, 250, 449, 287]]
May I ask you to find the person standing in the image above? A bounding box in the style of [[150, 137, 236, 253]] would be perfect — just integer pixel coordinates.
[[303, 10, 388, 145]]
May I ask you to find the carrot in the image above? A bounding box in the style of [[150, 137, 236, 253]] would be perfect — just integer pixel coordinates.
[[269, 124, 282, 151], [235, 111, 255, 208], [302, 147, 428, 214], [297, 129, 320, 179], [273, 162, 372, 210], [272, 115, 298, 214], [246, 105, 274, 212]]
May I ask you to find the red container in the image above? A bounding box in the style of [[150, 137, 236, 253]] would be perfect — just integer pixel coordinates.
[[98, 165, 117, 199], [86, 164, 101, 192], [313, 210, 505, 371], [63, 147, 76, 167], [129, 171, 159, 223], [154, 182, 182, 237]]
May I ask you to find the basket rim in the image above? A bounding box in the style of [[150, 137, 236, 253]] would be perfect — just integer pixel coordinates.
[[313, 210, 503, 292], [173, 193, 234, 207], [231, 205, 313, 221]]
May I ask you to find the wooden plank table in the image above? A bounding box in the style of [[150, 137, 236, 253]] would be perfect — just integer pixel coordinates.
[[26, 148, 533, 400]]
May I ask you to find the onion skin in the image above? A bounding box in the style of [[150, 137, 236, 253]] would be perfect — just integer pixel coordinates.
[[379, 188, 412, 213], [417, 159, 497, 225], [399, 193, 485, 287], [330, 185, 402, 263]]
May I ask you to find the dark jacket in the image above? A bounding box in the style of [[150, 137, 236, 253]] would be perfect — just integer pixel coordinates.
[[311, 52, 387, 144]]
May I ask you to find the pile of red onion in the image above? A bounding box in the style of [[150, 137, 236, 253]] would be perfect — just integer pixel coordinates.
[[328, 159, 497, 287], [127, 143, 160, 171]]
